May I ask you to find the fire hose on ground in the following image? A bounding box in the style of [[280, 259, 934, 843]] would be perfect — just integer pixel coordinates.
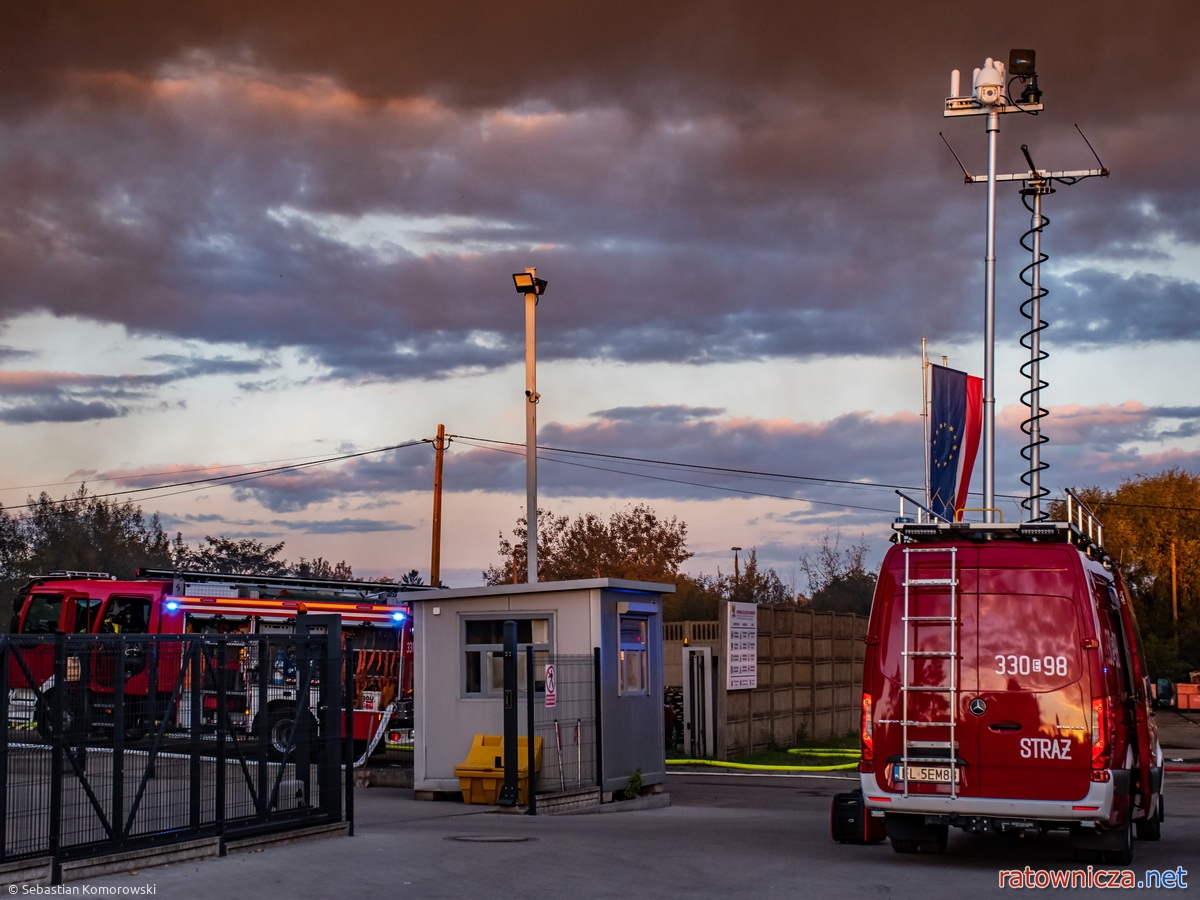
[[667, 748, 859, 772]]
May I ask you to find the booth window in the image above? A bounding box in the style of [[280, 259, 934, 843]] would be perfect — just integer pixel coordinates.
[[618, 615, 649, 696], [462, 616, 551, 698]]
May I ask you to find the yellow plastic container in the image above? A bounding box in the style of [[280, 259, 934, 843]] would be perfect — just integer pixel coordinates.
[[454, 734, 544, 805]]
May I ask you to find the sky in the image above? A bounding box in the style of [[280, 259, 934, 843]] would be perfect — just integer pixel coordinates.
[[1, 1, 1198, 588]]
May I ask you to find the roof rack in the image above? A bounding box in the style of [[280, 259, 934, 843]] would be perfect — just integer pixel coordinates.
[[891, 488, 1107, 557], [134, 568, 434, 602], [43, 571, 117, 581]]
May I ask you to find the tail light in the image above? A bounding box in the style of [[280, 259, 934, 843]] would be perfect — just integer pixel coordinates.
[[1090, 697, 1110, 771], [860, 693, 874, 763]]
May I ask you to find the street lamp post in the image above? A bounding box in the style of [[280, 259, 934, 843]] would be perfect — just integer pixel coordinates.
[[512, 268, 547, 583]]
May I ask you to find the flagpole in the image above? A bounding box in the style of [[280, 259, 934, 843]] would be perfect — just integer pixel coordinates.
[[922, 337, 930, 518]]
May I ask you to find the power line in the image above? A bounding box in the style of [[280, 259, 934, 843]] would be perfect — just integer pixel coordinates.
[[0, 451, 358, 496], [450, 437, 898, 514], [0, 440, 430, 512]]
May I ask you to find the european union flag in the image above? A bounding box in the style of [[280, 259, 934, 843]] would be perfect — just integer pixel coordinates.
[[929, 364, 982, 521]]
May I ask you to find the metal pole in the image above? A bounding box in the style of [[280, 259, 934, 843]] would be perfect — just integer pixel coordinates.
[[983, 109, 999, 522], [922, 337, 930, 513], [498, 621, 519, 806], [1028, 189, 1043, 519], [525, 649, 536, 815], [524, 270, 539, 583], [344, 641, 356, 835], [431, 424, 445, 587]]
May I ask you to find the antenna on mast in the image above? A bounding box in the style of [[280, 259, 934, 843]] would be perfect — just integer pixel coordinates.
[[943, 49, 1044, 524], [944, 50, 1107, 522]]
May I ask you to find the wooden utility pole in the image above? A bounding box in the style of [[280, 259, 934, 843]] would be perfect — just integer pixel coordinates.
[[1171, 540, 1178, 632], [430, 424, 446, 587]]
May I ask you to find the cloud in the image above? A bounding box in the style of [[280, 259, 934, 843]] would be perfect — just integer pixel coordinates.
[[0, 354, 273, 423], [0, 398, 126, 424], [0, 6, 1195, 389], [270, 517, 413, 535]]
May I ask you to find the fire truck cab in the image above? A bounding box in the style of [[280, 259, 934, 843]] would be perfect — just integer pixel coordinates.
[[859, 499, 1163, 864], [6, 569, 418, 757]]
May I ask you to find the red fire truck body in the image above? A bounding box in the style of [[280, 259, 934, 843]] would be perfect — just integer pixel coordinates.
[[859, 506, 1163, 864], [6, 569, 417, 752]]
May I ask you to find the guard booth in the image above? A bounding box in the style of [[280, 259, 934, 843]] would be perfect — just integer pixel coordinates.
[[410, 578, 671, 804]]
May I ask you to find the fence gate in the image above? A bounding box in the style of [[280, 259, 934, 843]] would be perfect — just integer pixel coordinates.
[[530, 654, 596, 794], [1, 631, 346, 882], [682, 646, 714, 758]]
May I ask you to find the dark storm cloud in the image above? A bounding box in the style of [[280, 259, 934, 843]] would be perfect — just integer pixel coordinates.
[[0, 3, 1195, 384]]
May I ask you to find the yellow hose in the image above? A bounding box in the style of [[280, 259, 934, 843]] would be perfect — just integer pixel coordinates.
[[787, 748, 858, 757], [667, 758, 857, 772]]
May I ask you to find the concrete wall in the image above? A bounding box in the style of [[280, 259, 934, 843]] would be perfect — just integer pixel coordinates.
[[665, 607, 866, 759]]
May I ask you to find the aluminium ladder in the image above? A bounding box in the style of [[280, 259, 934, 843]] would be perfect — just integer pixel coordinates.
[[899, 545, 960, 799]]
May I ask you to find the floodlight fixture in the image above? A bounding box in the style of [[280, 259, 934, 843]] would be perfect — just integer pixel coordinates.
[[513, 272, 548, 295]]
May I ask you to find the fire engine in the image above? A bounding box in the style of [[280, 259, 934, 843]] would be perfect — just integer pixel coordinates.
[[6, 568, 421, 758]]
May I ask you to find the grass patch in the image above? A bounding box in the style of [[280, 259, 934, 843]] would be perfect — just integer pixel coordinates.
[[668, 733, 860, 768]]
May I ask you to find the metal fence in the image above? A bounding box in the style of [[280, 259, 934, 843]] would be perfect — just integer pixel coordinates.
[[1, 630, 346, 880], [531, 653, 597, 795]]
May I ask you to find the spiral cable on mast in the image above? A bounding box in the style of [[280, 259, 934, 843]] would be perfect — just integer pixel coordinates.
[[1017, 166, 1053, 521]]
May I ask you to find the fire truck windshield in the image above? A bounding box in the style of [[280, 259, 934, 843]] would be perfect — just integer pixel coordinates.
[[20, 594, 64, 634]]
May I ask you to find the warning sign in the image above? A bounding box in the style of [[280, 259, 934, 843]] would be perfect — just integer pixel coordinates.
[[545, 664, 557, 707]]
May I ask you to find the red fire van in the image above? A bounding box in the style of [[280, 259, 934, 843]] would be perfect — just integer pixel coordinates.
[[858, 502, 1163, 864]]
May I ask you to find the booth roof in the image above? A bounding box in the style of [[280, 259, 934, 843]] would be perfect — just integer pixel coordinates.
[[407, 577, 675, 601]]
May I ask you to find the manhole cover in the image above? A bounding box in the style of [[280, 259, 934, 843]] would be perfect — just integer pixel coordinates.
[[447, 835, 535, 843]]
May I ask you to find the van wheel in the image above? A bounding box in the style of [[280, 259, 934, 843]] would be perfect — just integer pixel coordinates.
[[267, 710, 296, 760], [890, 838, 920, 854], [1101, 820, 1133, 866], [1135, 797, 1163, 842]]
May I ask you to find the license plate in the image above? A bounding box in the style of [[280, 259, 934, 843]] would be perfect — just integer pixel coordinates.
[[892, 764, 961, 784]]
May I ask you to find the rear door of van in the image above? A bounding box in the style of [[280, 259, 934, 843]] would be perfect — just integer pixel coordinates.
[[871, 543, 981, 798], [970, 544, 1093, 802]]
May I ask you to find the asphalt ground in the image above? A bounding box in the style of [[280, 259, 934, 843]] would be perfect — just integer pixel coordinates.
[[25, 710, 1200, 899]]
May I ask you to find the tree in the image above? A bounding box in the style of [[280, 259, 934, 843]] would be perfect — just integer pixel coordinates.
[[729, 548, 792, 606], [1057, 469, 1200, 679], [661, 550, 793, 621], [799, 530, 877, 616], [183, 536, 289, 575], [290, 556, 355, 580], [0, 486, 175, 624], [484, 503, 693, 585], [664, 574, 723, 622]]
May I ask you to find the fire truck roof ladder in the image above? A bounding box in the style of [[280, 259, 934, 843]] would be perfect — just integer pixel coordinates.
[[135, 567, 428, 601]]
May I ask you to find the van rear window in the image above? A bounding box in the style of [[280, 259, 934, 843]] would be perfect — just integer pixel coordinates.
[[977, 593, 1080, 691]]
